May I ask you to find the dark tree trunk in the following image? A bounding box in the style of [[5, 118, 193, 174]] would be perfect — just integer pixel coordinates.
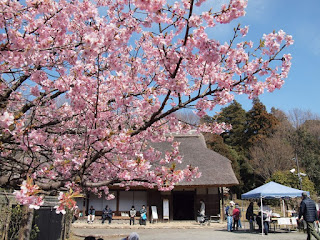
[[0, 194, 12, 240], [0, 204, 12, 240], [17, 205, 34, 240]]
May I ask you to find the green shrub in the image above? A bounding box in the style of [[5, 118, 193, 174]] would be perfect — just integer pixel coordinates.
[[8, 205, 39, 240]]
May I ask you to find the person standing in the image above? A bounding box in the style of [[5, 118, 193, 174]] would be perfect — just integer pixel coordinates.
[[197, 199, 206, 224], [199, 199, 205, 217], [260, 203, 272, 235], [87, 206, 95, 223], [235, 203, 242, 229], [298, 192, 320, 240], [139, 205, 147, 225], [232, 204, 240, 231], [226, 202, 234, 232], [130, 206, 137, 225], [246, 202, 254, 232]]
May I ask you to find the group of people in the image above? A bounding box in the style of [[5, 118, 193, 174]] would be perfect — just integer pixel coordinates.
[[83, 192, 320, 240], [226, 191, 320, 239], [86, 204, 148, 225], [227, 200, 285, 235], [128, 204, 147, 225], [225, 201, 242, 232]]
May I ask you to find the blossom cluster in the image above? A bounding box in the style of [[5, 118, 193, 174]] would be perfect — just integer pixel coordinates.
[[0, 111, 14, 128], [0, 0, 293, 208], [134, 0, 165, 13], [215, 0, 248, 24], [55, 190, 83, 214], [13, 177, 44, 209]]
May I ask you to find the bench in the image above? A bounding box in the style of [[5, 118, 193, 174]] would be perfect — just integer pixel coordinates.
[[83, 210, 142, 221], [210, 215, 220, 223], [112, 216, 140, 220]]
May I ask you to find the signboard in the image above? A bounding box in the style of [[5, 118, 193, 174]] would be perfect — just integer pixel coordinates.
[[151, 206, 158, 221], [163, 199, 169, 220]]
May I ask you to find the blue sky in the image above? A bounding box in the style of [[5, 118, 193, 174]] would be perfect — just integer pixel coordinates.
[[11, 1, 319, 117], [202, 0, 320, 116]]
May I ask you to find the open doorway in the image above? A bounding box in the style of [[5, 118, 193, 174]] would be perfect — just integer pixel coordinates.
[[173, 191, 195, 220]]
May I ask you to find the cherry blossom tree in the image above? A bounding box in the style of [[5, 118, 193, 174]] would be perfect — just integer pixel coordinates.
[[0, 0, 293, 215]]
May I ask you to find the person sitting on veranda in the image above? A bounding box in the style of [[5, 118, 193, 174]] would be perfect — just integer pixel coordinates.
[[87, 206, 95, 224], [102, 205, 113, 224]]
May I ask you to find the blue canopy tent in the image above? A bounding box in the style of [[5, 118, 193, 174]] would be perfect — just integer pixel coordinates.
[[241, 181, 308, 199], [241, 181, 308, 235]]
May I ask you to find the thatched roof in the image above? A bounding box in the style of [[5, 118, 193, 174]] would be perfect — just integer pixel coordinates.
[[152, 132, 239, 187]]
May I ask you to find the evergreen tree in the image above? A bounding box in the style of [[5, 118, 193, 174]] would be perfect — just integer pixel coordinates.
[[293, 120, 320, 193], [217, 100, 247, 152], [206, 101, 257, 194], [245, 98, 279, 147]]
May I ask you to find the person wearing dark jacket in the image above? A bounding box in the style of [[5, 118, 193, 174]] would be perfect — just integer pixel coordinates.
[[102, 205, 113, 224], [246, 202, 254, 232], [298, 192, 320, 240], [139, 205, 147, 225]]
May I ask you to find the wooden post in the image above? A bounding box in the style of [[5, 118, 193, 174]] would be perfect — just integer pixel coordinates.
[[116, 190, 120, 216], [0, 195, 12, 240], [219, 187, 225, 222], [82, 197, 86, 219], [17, 205, 34, 240]]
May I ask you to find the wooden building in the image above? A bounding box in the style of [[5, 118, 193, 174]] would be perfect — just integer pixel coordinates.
[[77, 132, 238, 221]]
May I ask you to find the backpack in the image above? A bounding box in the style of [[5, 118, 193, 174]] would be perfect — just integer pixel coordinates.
[[233, 208, 240, 220]]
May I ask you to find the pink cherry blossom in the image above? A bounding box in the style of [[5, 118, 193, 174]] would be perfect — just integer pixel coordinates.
[[134, 0, 165, 13], [54, 190, 82, 214], [0, 111, 14, 128], [13, 177, 44, 209], [240, 25, 249, 36], [0, 0, 293, 211], [189, 15, 203, 28]]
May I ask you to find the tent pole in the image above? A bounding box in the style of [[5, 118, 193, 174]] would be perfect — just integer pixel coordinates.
[[279, 198, 282, 216], [261, 197, 264, 236], [241, 199, 244, 230]]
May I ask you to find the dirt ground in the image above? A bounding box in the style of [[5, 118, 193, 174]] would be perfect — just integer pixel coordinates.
[[70, 220, 307, 240]]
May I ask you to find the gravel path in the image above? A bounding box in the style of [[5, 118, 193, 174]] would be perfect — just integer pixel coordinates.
[[72, 220, 307, 240]]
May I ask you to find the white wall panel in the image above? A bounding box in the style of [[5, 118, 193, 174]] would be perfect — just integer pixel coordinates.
[[133, 191, 147, 210], [89, 194, 104, 211], [118, 191, 147, 211], [119, 191, 134, 211]]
